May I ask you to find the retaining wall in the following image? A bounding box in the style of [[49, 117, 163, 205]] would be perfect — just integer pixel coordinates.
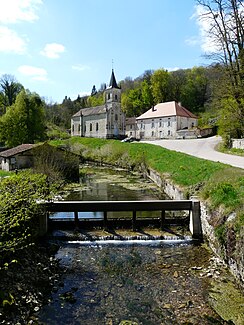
[[147, 168, 244, 288]]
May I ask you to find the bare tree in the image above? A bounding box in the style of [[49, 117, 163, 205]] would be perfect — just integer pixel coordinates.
[[196, 0, 244, 98]]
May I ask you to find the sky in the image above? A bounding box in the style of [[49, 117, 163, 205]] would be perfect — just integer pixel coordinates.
[[0, 0, 212, 104]]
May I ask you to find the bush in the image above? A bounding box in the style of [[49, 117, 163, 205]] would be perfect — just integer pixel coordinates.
[[0, 171, 53, 267]]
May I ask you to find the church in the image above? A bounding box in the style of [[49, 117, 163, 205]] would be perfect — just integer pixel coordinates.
[[71, 70, 126, 139]]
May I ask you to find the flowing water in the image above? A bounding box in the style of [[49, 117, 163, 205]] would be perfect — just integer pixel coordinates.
[[37, 167, 242, 324]]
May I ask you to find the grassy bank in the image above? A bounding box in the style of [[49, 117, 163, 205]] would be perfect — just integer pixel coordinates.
[[0, 170, 11, 178]]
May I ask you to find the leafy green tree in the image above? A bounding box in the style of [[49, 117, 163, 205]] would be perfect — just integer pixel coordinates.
[[181, 67, 208, 113], [0, 90, 46, 146], [218, 97, 244, 147], [141, 79, 154, 109], [0, 74, 23, 114], [151, 69, 171, 104]]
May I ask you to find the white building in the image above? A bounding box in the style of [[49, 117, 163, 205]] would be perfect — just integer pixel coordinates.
[[71, 70, 126, 139], [136, 101, 198, 139]]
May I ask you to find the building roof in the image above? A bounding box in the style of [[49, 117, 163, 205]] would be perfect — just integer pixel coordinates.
[[107, 69, 120, 89], [72, 105, 106, 118], [0, 144, 35, 158], [126, 117, 137, 124], [136, 101, 198, 120]]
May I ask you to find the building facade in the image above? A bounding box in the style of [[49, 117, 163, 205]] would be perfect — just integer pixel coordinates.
[[71, 70, 126, 139], [136, 101, 198, 139]]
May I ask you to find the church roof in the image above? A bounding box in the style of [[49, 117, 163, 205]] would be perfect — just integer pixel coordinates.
[[72, 105, 106, 117], [136, 101, 198, 120], [108, 69, 120, 89]]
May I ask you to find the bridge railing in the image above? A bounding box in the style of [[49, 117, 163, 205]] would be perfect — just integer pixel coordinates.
[[41, 199, 202, 239]]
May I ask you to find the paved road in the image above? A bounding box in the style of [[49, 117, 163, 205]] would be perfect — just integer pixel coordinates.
[[141, 136, 244, 169]]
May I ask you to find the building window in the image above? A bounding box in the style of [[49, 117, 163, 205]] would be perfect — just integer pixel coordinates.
[[90, 123, 92, 131], [152, 131, 154, 137], [168, 130, 170, 136], [152, 119, 154, 128], [96, 123, 99, 131], [130, 124, 133, 129], [168, 118, 171, 127], [108, 93, 110, 100], [130, 131, 133, 136], [78, 124, 81, 132], [115, 94, 118, 100], [72, 125, 74, 133], [115, 114, 118, 121], [84, 125, 86, 132], [159, 121, 162, 127]]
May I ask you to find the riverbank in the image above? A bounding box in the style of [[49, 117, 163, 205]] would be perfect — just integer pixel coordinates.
[[0, 243, 61, 325]]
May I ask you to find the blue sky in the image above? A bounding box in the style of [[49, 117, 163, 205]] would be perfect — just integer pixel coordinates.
[[0, 0, 210, 104]]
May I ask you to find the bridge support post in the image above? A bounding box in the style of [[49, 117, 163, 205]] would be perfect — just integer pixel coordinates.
[[103, 211, 108, 230], [160, 210, 165, 230], [189, 198, 202, 239], [132, 211, 136, 231], [74, 211, 79, 229]]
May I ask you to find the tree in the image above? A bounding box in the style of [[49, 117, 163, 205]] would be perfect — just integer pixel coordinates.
[[196, 0, 244, 140], [181, 67, 208, 113], [91, 85, 97, 96], [0, 74, 23, 113], [151, 69, 171, 104], [0, 90, 46, 147]]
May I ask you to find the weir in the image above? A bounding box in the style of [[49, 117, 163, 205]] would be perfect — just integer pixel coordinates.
[[41, 199, 203, 239]]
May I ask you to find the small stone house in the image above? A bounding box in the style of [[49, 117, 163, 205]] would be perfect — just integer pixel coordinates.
[[71, 70, 126, 139], [0, 144, 36, 171], [136, 101, 198, 139]]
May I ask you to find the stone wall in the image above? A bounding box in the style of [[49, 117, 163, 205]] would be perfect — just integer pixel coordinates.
[[147, 167, 244, 288], [232, 138, 244, 149]]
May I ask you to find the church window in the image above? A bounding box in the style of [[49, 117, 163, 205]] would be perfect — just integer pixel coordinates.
[[115, 94, 118, 101], [96, 123, 99, 131], [115, 114, 118, 121], [90, 123, 92, 131], [168, 118, 171, 126]]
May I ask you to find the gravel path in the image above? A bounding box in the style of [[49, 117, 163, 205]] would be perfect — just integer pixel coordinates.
[[141, 136, 244, 169]]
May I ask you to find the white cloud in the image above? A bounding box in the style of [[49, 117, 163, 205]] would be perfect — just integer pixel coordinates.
[[190, 5, 220, 53], [0, 0, 43, 24], [40, 43, 65, 59], [166, 67, 180, 72], [0, 26, 27, 54], [72, 64, 90, 72], [18, 65, 47, 81]]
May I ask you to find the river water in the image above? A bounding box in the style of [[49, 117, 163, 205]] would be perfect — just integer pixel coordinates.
[[37, 167, 240, 324]]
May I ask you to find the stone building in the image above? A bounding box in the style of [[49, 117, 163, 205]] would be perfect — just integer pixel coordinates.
[[71, 70, 126, 139], [136, 101, 198, 139]]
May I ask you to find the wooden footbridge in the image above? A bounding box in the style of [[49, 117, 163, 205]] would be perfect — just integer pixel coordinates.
[[40, 199, 202, 239]]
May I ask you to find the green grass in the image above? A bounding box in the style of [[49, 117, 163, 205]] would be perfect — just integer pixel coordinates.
[[0, 170, 12, 178]]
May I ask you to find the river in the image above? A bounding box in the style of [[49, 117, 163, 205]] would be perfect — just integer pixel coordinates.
[[37, 166, 243, 324]]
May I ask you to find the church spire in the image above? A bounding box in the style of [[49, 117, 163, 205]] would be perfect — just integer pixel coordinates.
[[109, 69, 120, 89]]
